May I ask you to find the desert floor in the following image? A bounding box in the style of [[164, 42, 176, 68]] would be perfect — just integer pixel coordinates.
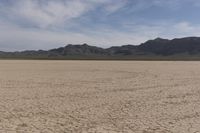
[[0, 60, 200, 133]]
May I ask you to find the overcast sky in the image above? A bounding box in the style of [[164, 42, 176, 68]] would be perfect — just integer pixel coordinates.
[[0, 0, 200, 51]]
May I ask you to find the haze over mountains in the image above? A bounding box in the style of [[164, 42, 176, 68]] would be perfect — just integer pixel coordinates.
[[1, 37, 200, 60]]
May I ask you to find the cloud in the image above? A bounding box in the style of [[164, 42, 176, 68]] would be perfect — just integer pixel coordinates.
[[0, 0, 200, 51], [0, 0, 95, 29]]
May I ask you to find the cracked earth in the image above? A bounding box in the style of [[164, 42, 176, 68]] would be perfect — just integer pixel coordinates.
[[0, 60, 200, 133]]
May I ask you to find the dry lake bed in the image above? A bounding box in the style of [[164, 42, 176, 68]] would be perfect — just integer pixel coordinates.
[[0, 60, 200, 133]]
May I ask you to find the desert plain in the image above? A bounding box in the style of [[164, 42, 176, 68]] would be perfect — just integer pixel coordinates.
[[0, 60, 200, 133]]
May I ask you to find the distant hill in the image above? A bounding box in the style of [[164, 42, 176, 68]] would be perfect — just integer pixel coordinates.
[[2, 37, 200, 60]]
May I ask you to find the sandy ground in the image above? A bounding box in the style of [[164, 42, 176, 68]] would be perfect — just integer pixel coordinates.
[[0, 60, 200, 133]]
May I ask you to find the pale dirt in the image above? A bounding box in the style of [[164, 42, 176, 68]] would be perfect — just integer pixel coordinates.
[[0, 60, 200, 133]]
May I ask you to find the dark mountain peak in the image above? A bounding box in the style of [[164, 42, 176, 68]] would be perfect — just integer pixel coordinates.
[[65, 43, 91, 48], [139, 37, 169, 54], [139, 36, 200, 55], [140, 37, 169, 47], [147, 37, 169, 43], [154, 37, 168, 41], [51, 43, 106, 56], [82, 43, 89, 46]]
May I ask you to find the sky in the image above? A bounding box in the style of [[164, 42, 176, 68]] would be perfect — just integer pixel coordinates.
[[0, 0, 200, 51]]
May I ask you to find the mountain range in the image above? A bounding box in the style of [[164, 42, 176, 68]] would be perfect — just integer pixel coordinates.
[[2, 37, 200, 60]]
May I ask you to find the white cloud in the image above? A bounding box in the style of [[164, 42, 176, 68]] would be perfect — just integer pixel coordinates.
[[0, 0, 94, 28], [173, 22, 194, 33]]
